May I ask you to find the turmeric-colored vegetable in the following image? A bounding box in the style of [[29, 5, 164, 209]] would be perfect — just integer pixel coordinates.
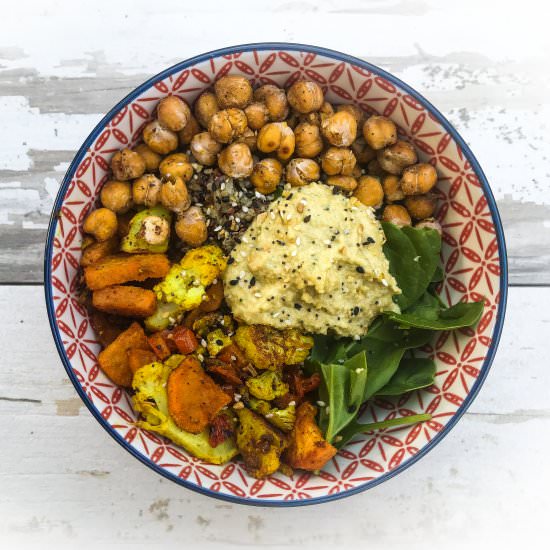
[[92, 285, 157, 318], [283, 402, 337, 471], [167, 356, 231, 434], [98, 322, 149, 387], [84, 254, 170, 290]]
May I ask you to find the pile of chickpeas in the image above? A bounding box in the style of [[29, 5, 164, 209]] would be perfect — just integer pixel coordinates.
[[82, 75, 440, 249]]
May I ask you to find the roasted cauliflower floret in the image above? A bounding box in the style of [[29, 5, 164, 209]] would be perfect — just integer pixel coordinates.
[[132, 361, 237, 465], [235, 407, 288, 478], [206, 329, 232, 357], [153, 245, 226, 309], [245, 370, 289, 401], [234, 325, 313, 370], [248, 398, 296, 433]]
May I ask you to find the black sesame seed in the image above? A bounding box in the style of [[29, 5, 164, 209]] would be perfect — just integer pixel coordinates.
[[294, 303, 302, 310], [303, 215, 311, 223], [248, 277, 256, 288], [227, 257, 235, 265], [229, 279, 239, 286], [216, 339, 224, 346], [363, 237, 375, 245], [353, 306, 360, 316], [356, 266, 365, 274]]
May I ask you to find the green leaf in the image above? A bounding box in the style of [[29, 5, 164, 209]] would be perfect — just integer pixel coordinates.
[[334, 413, 432, 449], [311, 352, 368, 444], [365, 317, 434, 349], [376, 358, 436, 396], [387, 300, 484, 331], [431, 264, 444, 283], [382, 223, 441, 310]]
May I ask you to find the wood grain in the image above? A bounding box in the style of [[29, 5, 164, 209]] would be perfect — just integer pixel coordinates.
[[0, 284, 547, 548], [0, 0, 549, 284]]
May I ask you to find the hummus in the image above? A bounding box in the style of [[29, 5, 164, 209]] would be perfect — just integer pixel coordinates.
[[223, 183, 400, 336]]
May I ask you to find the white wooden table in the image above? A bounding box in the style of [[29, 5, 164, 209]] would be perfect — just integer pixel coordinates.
[[1, 1, 549, 548]]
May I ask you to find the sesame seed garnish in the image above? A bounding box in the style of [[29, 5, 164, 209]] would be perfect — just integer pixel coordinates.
[[254, 292, 262, 298], [323, 239, 331, 245], [316, 400, 326, 407], [296, 237, 301, 245], [356, 266, 365, 274], [229, 279, 239, 286], [303, 215, 311, 223]]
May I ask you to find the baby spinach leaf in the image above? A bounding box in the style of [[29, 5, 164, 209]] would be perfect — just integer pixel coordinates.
[[376, 358, 436, 396], [431, 264, 444, 283], [311, 351, 368, 444], [334, 413, 432, 449], [382, 223, 441, 310], [365, 317, 434, 349], [387, 300, 484, 331]]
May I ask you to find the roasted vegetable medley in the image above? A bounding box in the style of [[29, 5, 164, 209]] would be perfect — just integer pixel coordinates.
[[80, 76, 483, 478]]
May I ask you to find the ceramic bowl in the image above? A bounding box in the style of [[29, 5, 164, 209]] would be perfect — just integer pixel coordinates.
[[44, 43, 507, 506]]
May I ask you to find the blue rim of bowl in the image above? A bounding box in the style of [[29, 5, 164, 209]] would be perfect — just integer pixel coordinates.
[[44, 42, 508, 507]]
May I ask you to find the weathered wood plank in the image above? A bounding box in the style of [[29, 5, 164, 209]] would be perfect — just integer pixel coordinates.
[[0, 285, 547, 547]]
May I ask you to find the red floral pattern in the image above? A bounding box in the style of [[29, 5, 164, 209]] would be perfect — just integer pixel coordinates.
[[48, 48, 502, 503]]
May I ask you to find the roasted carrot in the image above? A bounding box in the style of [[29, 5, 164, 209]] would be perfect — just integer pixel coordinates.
[[171, 326, 199, 354], [92, 285, 157, 317], [199, 279, 224, 312], [147, 332, 172, 360], [127, 348, 157, 374], [98, 322, 148, 387], [167, 356, 231, 434], [84, 253, 170, 290]]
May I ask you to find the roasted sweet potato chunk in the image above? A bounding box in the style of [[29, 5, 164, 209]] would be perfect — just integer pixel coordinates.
[[127, 348, 157, 374], [80, 237, 119, 267], [98, 322, 148, 387], [283, 402, 337, 471], [92, 285, 157, 317], [84, 253, 170, 290], [167, 356, 231, 434]]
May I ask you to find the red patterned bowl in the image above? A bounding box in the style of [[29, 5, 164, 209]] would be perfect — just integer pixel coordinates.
[[44, 43, 507, 506]]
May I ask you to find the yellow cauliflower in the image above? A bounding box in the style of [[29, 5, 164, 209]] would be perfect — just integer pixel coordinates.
[[153, 245, 227, 309]]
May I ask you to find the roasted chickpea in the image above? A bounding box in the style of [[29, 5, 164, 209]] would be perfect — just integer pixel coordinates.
[[254, 84, 289, 121], [351, 164, 362, 178], [190, 132, 222, 166], [132, 174, 162, 207], [245, 102, 270, 130], [218, 142, 253, 178], [367, 159, 386, 177], [298, 101, 335, 127], [250, 158, 283, 194], [83, 208, 118, 242], [326, 175, 358, 192], [157, 95, 191, 132], [100, 180, 133, 214], [382, 204, 412, 227], [194, 92, 219, 128], [208, 108, 248, 143], [382, 174, 405, 202], [294, 122, 323, 158], [321, 147, 356, 176], [256, 122, 295, 161], [321, 111, 357, 147], [178, 114, 201, 145], [110, 148, 146, 181], [362, 115, 397, 150], [214, 75, 253, 109], [174, 206, 208, 247], [377, 140, 417, 175], [415, 217, 442, 235], [133, 143, 162, 172], [286, 158, 320, 187], [400, 163, 438, 195], [236, 127, 258, 152], [404, 194, 437, 220], [351, 137, 376, 165], [287, 80, 324, 114], [337, 104, 365, 127], [353, 175, 384, 208], [159, 175, 191, 214], [159, 153, 194, 182], [142, 120, 178, 155]]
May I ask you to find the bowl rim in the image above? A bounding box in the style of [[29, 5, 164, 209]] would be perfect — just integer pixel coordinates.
[[43, 41, 508, 507]]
